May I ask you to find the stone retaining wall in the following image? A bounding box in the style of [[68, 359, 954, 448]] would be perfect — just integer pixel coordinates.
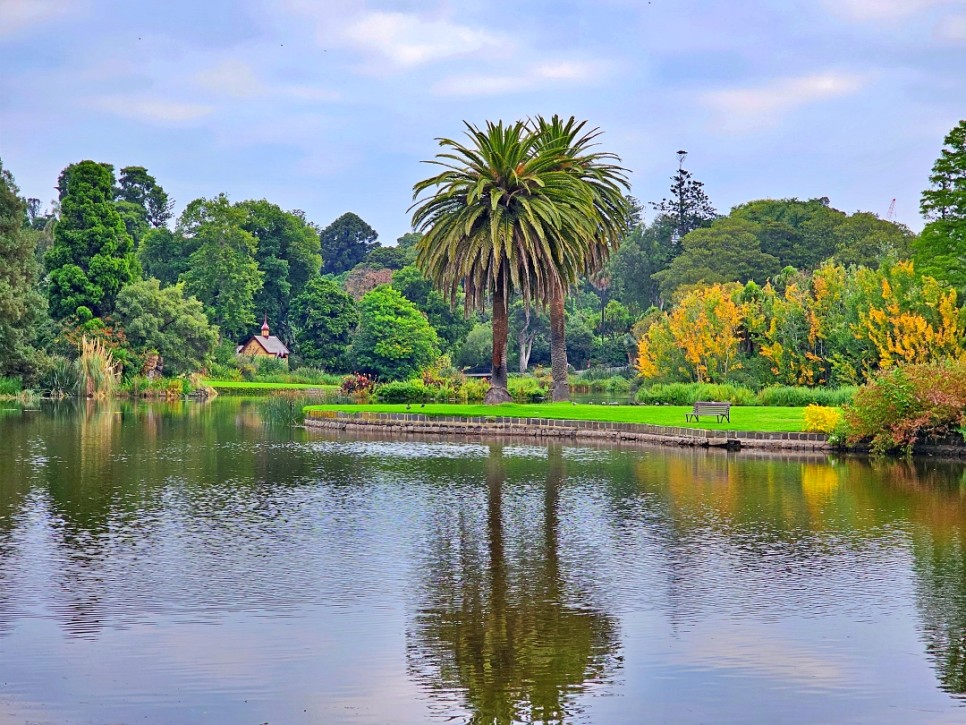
[[303, 410, 831, 452]]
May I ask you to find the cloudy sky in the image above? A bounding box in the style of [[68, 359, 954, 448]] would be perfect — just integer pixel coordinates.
[[1, 0, 964, 240]]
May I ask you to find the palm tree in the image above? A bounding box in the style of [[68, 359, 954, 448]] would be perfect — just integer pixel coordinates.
[[411, 121, 595, 403], [530, 116, 631, 401]]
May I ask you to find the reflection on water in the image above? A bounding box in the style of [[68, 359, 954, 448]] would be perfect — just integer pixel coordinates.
[[408, 445, 620, 722], [0, 400, 966, 722]]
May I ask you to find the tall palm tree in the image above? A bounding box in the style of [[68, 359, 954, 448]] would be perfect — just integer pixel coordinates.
[[411, 121, 595, 403], [530, 116, 631, 401]]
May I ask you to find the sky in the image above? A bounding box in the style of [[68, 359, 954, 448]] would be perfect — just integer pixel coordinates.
[[1, 0, 964, 241]]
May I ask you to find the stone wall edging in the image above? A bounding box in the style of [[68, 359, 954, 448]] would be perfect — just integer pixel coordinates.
[[303, 410, 832, 452]]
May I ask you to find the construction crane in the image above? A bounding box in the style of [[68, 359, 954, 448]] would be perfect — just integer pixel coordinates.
[[886, 198, 896, 221]]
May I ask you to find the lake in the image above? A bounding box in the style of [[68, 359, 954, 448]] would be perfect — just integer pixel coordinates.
[[1, 399, 965, 723]]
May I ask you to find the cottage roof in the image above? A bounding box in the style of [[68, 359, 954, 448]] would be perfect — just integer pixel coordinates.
[[247, 334, 290, 357]]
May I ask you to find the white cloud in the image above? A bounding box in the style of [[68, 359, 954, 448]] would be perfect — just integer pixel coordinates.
[[91, 96, 214, 124], [194, 57, 341, 104], [434, 60, 609, 97], [343, 11, 507, 69], [702, 72, 868, 132], [196, 58, 264, 98], [0, 0, 78, 37], [823, 0, 960, 22], [935, 12, 966, 40]]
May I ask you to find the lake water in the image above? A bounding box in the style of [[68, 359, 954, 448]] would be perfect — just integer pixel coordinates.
[[2, 399, 966, 724]]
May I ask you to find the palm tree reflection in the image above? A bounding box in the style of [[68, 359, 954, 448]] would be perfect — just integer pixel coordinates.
[[408, 443, 620, 723]]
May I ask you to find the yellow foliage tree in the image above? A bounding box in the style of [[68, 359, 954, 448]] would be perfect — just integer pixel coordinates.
[[637, 283, 745, 382], [856, 260, 966, 369]]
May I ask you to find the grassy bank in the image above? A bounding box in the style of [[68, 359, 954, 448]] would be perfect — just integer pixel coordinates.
[[304, 402, 809, 432]]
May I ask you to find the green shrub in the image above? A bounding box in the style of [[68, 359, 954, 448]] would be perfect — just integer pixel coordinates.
[[0, 377, 21, 396], [755, 386, 857, 407], [636, 382, 756, 405], [38, 356, 78, 398], [254, 355, 288, 377], [373, 380, 432, 403], [206, 361, 242, 381], [844, 360, 966, 454], [463, 378, 488, 402], [508, 376, 548, 403]]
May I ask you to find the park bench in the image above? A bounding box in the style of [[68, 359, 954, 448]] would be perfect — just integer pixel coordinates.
[[685, 401, 731, 423]]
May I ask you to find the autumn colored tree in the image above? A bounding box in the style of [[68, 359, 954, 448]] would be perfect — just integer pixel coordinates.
[[637, 283, 746, 382]]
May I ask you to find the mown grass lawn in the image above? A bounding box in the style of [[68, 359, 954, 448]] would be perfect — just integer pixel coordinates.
[[303, 402, 809, 432], [204, 380, 339, 391]]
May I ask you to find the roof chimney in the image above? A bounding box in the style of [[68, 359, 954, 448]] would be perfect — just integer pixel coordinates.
[[261, 315, 270, 338]]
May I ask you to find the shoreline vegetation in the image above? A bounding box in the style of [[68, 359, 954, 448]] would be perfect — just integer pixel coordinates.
[[303, 402, 808, 432], [1, 122, 964, 455]]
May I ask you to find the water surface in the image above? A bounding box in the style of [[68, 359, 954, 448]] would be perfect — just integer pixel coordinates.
[[1, 399, 966, 723]]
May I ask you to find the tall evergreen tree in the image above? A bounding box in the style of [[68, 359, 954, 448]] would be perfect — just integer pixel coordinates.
[[45, 161, 139, 319], [0, 159, 45, 378], [916, 119, 966, 294], [651, 151, 716, 242], [320, 212, 379, 274], [116, 166, 173, 228]]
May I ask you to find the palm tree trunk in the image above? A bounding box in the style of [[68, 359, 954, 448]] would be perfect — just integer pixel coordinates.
[[549, 282, 569, 402], [486, 283, 513, 403]]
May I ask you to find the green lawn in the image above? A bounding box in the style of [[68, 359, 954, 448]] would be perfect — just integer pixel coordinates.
[[204, 380, 339, 391], [303, 402, 809, 432]]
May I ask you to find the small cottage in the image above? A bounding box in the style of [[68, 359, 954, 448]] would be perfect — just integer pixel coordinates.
[[237, 318, 290, 359]]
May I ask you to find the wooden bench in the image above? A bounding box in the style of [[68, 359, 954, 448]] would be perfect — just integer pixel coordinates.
[[685, 401, 731, 423]]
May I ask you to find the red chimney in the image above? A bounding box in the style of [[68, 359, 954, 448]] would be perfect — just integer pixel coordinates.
[[261, 315, 270, 338]]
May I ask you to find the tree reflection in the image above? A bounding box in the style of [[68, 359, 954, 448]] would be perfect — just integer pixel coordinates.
[[408, 443, 620, 723]]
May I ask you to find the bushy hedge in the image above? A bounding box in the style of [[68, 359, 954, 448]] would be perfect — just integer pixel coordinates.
[[756, 385, 856, 407], [636, 382, 856, 407], [844, 360, 966, 454], [373, 380, 432, 403], [570, 375, 633, 394], [636, 382, 757, 406]]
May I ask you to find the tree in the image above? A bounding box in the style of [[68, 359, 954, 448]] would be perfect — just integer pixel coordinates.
[[914, 221, 966, 295], [320, 212, 379, 274], [652, 217, 781, 298], [921, 120, 966, 222], [530, 115, 630, 401], [114, 279, 218, 375], [637, 283, 746, 383], [651, 150, 716, 241], [237, 200, 323, 343], [455, 322, 492, 368], [916, 120, 966, 294], [289, 278, 358, 370], [392, 265, 472, 354], [608, 214, 677, 310], [833, 212, 914, 268], [365, 245, 410, 270], [46, 161, 139, 320], [138, 228, 194, 286], [0, 159, 45, 378], [349, 285, 439, 380], [412, 119, 623, 403], [116, 165, 173, 228], [508, 300, 549, 373], [179, 195, 263, 340]]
